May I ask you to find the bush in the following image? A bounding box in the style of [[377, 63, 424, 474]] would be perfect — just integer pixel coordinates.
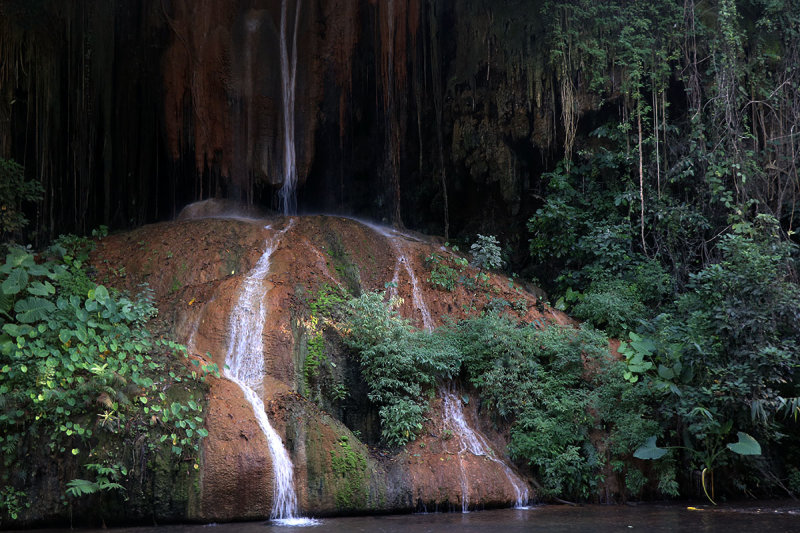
[[0, 159, 43, 241], [624, 215, 800, 497], [424, 252, 466, 292], [470, 234, 504, 271], [572, 278, 647, 338], [0, 239, 214, 518], [344, 291, 460, 446], [449, 314, 658, 500]]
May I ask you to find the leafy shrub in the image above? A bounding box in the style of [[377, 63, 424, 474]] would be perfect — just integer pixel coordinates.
[[572, 278, 647, 338], [65, 463, 126, 498], [0, 159, 43, 241], [624, 216, 800, 497], [0, 486, 28, 525], [470, 234, 504, 271], [450, 314, 658, 500], [344, 291, 460, 446], [424, 252, 466, 292], [0, 240, 213, 516]]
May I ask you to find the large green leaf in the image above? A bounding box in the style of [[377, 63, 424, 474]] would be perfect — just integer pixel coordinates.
[[27, 280, 55, 297], [4, 248, 33, 269], [2, 267, 28, 295], [633, 436, 668, 460], [93, 285, 109, 304], [2, 323, 33, 337], [726, 432, 761, 456], [628, 332, 656, 356], [14, 296, 56, 323]]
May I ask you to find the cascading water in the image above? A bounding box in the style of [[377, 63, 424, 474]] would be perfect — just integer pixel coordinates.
[[363, 219, 528, 512], [365, 223, 434, 330], [223, 220, 315, 525], [279, 0, 302, 216], [441, 386, 529, 511]]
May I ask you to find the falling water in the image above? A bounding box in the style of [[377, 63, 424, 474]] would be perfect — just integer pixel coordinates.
[[441, 386, 529, 511], [365, 222, 434, 330], [359, 219, 527, 511], [223, 220, 315, 525], [279, 0, 302, 215]]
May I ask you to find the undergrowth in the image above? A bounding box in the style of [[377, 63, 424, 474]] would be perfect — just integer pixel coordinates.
[[0, 234, 216, 524]]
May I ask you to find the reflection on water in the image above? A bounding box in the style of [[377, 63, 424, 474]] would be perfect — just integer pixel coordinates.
[[30, 503, 800, 533]]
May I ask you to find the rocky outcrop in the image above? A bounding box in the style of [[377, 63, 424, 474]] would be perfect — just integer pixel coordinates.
[[91, 213, 564, 520]]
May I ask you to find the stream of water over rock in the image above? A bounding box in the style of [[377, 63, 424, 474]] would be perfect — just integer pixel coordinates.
[[223, 220, 315, 525], [366, 220, 527, 510], [363, 223, 435, 330], [441, 385, 530, 511]]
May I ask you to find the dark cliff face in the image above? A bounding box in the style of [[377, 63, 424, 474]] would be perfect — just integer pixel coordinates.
[[0, 0, 558, 245]]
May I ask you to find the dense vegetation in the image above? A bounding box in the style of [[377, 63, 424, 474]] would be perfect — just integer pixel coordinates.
[[329, 218, 800, 502], [0, 231, 216, 525], [523, 0, 800, 502]]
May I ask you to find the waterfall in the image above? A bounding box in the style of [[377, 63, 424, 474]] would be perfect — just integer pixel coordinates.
[[364, 222, 434, 330], [359, 219, 527, 511], [279, 0, 302, 216], [223, 220, 315, 525], [441, 386, 529, 511]]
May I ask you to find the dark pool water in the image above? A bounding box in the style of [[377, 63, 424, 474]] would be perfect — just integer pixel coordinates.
[[19, 503, 800, 533]]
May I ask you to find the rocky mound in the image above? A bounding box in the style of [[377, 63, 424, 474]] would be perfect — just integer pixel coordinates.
[[93, 213, 568, 520]]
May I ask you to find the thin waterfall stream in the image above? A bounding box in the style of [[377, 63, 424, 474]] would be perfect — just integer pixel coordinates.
[[279, 0, 301, 215], [441, 386, 529, 511], [366, 220, 528, 511], [364, 223, 434, 330], [223, 220, 315, 525]]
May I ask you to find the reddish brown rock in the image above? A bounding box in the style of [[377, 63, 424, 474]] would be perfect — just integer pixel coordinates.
[[93, 212, 569, 519], [197, 378, 274, 521]]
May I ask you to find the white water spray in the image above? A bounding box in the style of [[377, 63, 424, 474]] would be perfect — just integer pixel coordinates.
[[441, 386, 529, 511], [223, 220, 316, 525], [365, 223, 434, 330], [279, 0, 302, 215]]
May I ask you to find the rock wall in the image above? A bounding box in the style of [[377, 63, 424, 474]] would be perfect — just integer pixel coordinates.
[[2, 0, 572, 253]]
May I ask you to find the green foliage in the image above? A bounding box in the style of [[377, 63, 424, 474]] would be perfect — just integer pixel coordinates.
[[303, 284, 349, 405], [449, 314, 661, 500], [623, 215, 800, 498], [0, 241, 211, 513], [634, 429, 762, 504], [788, 469, 800, 494], [65, 463, 126, 498], [344, 291, 460, 446], [424, 252, 466, 292], [470, 234, 504, 271], [572, 279, 646, 338], [527, 155, 646, 297], [323, 233, 361, 296], [309, 283, 348, 320], [0, 486, 28, 524], [304, 331, 326, 386], [0, 159, 43, 241], [528, 1, 800, 491]]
